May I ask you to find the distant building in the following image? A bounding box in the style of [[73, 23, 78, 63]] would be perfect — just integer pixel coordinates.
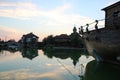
[[102, 1, 120, 29], [54, 34, 70, 42], [70, 26, 80, 38], [20, 32, 39, 48], [70, 26, 83, 48], [54, 26, 84, 48], [54, 34, 70, 47]]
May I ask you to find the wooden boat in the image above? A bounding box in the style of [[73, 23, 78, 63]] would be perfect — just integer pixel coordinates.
[[82, 29, 120, 62], [79, 1, 120, 62]]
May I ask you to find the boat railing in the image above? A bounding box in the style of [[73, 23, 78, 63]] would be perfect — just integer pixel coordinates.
[[79, 13, 116, 34], [79, 19, 105, 34]]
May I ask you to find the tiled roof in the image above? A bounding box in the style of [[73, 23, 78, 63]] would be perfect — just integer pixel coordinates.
[[54, 34, 70, 39], [23, 32, 39, 38]]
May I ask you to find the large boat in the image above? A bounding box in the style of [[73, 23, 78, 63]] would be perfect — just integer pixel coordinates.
[[79, 1, 120, 62]]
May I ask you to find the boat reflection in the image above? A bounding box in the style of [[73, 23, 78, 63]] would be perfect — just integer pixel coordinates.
[[84, 60, 120, 80], [20, 48, 38, 60]]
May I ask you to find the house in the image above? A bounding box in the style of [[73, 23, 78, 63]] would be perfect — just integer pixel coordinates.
[[20, 32, 39, 48], [54, 34, 71, 47], [102, 1, 120, 29], [54, 26, 84, 48], [54, 34, 70, 42]]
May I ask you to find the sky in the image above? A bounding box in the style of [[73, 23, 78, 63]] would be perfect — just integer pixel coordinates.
[[0, 0, 119, 41]]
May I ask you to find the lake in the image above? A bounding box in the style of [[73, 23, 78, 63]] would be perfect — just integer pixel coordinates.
[[1, 48, 119, 80]]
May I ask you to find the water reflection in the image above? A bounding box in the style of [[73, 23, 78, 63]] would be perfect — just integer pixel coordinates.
[[0, 48, 94, 80], [0, 48, 18, 53], [0, 48, 119, 80], [84, 60, 120, 80], [43, 48, 89, 66], [20, 48, 38, 60]]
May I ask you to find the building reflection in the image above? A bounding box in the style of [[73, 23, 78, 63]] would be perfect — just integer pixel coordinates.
[[83, 60, 120, 80], [20, 48, 38, 60], [43, 48, 89, 66]]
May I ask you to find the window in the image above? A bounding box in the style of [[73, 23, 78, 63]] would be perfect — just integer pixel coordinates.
[[113, 11, 120, 17]]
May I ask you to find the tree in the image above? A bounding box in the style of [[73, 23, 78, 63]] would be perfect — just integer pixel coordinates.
[[42, 35, 54, 46]]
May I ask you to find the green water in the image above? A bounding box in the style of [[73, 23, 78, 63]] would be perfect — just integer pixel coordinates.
[[0, 48, 95, 80]]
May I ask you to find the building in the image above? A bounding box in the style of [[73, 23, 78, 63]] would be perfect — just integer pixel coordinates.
[[70, 26, 80, 38], [54, 34, 71, 47], [20, 32, 39, 48], [70, 26, 84, 48], [54, 34, 70, 42], [54, 26, 84, 48], [102, 1, 120, 29]]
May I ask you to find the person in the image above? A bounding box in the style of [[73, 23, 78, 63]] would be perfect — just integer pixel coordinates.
[[79, 26, 84, 34], [86, 24, 89, 34], [95, 20, 99, 32], [81, 26, 84, 34]]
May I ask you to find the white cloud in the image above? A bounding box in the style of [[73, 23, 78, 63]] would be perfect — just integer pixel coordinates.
[[0, 2, 40, 19], [50, 4, 71, 13], [0, 1, 94, 41]]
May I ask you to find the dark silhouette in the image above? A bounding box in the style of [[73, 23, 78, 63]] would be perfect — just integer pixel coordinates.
[[84, 60, 120, 80], [95, 20, 99, 32], [86, 24, 89, 34], [20, 48, 38, 60], [43, 48, 89, 66]]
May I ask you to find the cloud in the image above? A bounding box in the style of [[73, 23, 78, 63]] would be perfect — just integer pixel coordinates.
[[0, 2, 71, 20], [0, 1, 94, 41], [50, 4, 71, 13], [0, 2, 39, 19]]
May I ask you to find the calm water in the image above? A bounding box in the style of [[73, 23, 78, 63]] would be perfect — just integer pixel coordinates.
[[0, 48, 120, 80]]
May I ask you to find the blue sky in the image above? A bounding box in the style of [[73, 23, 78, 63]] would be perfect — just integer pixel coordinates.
[[0, 0, 119, 41]]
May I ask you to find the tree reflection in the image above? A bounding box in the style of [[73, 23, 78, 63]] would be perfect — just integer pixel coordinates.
[[84, 60, 120, 80], [0, 48, 18, 55], [20, 48, 38, 60], [43, 48, 89, 66]]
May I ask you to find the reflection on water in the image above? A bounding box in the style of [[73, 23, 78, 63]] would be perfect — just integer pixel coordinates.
[[0, 48, 94, 80], [20, 48, 38, 60], [1, 48, 119, 80], [43, 49, 89, 66], [84, 60, 120, 80]]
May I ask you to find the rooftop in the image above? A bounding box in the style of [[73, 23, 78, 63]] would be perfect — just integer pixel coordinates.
[[102, 1, 120, 11]]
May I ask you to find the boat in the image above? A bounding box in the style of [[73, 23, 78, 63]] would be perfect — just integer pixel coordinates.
[[79, 1, 120, 62]]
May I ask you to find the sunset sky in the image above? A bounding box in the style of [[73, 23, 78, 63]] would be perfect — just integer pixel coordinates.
[[0, 0, 119, 41]]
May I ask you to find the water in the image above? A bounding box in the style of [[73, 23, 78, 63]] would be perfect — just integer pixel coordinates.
[[0, 48, 94, 80]]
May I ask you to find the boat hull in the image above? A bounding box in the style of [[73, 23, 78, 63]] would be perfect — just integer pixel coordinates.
[[83, 29, 120, 62]]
